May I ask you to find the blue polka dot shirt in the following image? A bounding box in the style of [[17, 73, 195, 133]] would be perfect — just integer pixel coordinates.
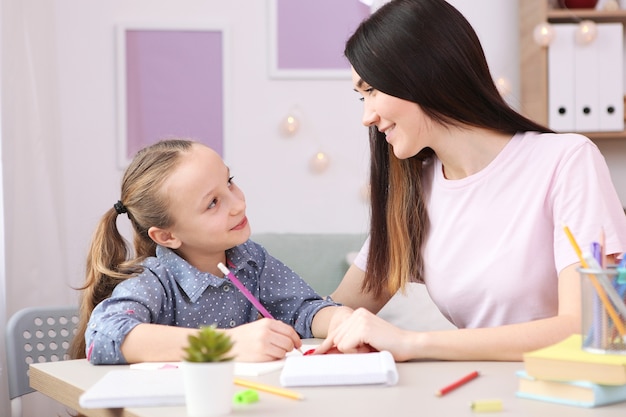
[[85, 240, 337, 364]]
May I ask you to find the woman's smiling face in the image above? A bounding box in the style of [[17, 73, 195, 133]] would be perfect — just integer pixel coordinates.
[[352, 67, 436, 159]]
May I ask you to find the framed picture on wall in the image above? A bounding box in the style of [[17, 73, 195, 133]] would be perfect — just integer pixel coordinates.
[[116, 23, 229, 168], [268, 0, 370, 79]]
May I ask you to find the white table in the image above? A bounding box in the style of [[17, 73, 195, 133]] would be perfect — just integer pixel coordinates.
[[29, 358, 626, 417]]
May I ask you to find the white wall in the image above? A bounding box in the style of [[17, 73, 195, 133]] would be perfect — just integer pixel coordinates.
[[2, 1, 626, 415], [0, 0, 5, 410]]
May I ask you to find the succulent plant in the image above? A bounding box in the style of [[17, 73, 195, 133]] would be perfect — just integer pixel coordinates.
[[183, 325, 235, 363]]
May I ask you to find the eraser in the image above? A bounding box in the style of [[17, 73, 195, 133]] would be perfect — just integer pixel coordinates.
[[233, 389, 259, 405]]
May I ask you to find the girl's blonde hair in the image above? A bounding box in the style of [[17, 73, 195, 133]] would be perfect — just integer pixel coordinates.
[[69, 139, 195, 359]]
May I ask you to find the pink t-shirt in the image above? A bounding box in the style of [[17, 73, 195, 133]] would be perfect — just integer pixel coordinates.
[[355, 132, 626, 328]]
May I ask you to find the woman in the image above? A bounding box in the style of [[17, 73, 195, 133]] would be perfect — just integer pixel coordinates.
[[315, 0, 626, 361]]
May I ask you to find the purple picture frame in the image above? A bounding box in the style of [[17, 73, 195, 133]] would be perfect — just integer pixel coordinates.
[[116, 24, 228, 167], [268, 0, 370, 79]]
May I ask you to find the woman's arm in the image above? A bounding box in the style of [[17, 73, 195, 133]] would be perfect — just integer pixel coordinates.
[[330, 264, 393, 313], [310, 305, 354, 338], [317, 263, 582, 361]]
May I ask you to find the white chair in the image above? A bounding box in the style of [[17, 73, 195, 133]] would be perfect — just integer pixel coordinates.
[[5, 306, 79, 417]]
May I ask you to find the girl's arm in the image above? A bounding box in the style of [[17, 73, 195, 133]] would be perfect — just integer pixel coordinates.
[[121, 319, 303, 363], [317, 263, 581, 361], [120, 323, 197, 362]]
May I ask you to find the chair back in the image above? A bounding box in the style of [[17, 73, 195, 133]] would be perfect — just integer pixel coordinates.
[[5, 306, 79, 417]]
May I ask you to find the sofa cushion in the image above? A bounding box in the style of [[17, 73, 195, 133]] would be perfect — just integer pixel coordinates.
[[251, 233, 366, 297]]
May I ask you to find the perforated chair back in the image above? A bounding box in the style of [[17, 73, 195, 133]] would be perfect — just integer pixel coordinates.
[[5, 306, 79, 417]]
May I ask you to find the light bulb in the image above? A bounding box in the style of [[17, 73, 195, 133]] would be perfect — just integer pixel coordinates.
[[309, 151, 330, 173], [575, 20, 598, 45], [533, 22, 555, 47], [360, 183, 370, 202], [281, 113, 299, 136], [495, 76, 512, 98], [602, 0, 619, 11]]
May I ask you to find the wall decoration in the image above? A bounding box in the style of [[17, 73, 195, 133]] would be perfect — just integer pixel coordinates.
[[268, 0, 370, 79], [116, 23, 228, 167]]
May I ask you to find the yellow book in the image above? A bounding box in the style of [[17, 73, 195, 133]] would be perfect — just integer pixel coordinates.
[[523, 334, 626, 385]]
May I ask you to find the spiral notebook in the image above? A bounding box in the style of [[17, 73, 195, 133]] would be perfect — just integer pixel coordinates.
[[279, 351, 399, 387]]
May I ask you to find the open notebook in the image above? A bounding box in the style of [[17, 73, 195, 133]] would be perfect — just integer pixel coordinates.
[[128, 344, 316, 376], [130, 359, 284, 376], [79, 346, 315, 408]]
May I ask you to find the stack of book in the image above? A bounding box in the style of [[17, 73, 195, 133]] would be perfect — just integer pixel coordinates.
[[517, 334, 626, 408]]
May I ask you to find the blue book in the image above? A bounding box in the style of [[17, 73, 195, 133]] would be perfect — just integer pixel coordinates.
[[516, 370, 626, 408]]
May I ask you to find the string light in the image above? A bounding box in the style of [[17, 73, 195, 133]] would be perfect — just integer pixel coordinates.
[[360, 183, 370, 202], [575, 20, 598, 45], [277, 108, 334, 175], [495, 76, 512, 98], [533, 22, 555, 47], [309, 151, 330, 174], [601, 0, 620, 11], [280, 108, 301, 136]]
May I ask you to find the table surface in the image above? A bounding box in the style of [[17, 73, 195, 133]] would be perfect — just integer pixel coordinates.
[[30, 357, 626, 417]]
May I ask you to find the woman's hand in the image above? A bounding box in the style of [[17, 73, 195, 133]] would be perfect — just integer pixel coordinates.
[[327, 306, 355, 334], [226, 318, 302, 362], [314, 308, 414, 361]]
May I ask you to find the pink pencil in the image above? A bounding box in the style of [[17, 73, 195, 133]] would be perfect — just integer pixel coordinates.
[[217, 262, 274, 319]]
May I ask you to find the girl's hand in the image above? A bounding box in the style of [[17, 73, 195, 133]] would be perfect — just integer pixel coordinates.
[[226, 318, 302, 362], [314, 308, 412, 360]]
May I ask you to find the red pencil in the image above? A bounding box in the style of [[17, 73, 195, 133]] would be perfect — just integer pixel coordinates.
[[435, 370, 480, 396]]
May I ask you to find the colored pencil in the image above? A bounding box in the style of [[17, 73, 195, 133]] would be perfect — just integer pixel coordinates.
[[234, 378, 304, 400], [217, 262, 274, 319], [562, 224, 626, 339], [435, 370, 480, 396]]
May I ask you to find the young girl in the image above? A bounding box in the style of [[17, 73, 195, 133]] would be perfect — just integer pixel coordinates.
[[69, 139, 350, 364]]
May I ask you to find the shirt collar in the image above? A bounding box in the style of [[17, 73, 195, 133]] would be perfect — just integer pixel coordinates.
[[225, 242, 258, 272], [155, 246, 224, 303]]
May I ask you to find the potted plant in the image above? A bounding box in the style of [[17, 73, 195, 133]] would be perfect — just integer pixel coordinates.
[[181, 325, 235, 417]]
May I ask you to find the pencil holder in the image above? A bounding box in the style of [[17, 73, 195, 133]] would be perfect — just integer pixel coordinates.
[[579, 266, 626, 354]]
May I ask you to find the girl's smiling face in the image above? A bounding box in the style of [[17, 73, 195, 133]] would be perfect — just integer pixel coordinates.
[[156, 144, 250, 270], [352, 67, 436, 160]]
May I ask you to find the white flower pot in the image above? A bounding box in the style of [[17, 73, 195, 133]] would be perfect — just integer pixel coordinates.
[[182, 361, 235, 417]]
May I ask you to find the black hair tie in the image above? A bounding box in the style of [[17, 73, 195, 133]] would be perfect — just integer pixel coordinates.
[[113, 200, 127, 215]]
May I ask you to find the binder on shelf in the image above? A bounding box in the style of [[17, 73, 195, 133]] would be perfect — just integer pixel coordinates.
[[547, 23, 624, 133], [573, 25, 600, 132], [548, 24, 576, 132], [597, 23, 624, 132]]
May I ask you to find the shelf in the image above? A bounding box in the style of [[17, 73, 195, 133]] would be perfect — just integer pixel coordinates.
[[546, 9, 626, 139], [547, 9, 626, 23], [518, 1, 626, 139], [584, 130, 626, 140]]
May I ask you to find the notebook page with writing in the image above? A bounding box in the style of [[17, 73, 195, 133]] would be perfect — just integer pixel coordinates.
[[279, 351, 399, 387], [130, 360, 284, 376], [129, 344, 318, 376]]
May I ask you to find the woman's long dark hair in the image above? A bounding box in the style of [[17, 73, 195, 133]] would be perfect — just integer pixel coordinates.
[[345, 0, 552, 297]]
